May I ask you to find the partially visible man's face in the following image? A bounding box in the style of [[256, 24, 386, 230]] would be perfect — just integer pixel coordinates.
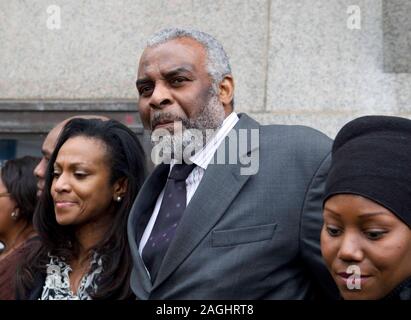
[[34, 116, 110, 197], [33, 124, 63, 197], [136, 37, 226, 156]]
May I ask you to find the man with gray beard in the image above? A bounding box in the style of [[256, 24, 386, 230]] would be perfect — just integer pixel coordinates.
[[150, 87, 225, 164], [128, 27, 338, 299]]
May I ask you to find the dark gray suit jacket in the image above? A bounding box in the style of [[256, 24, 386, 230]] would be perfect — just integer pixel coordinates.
[[127, 113, 338, 299]]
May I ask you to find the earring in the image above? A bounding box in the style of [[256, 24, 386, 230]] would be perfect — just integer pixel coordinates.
[[11, 211, 18, 220], [116, 196, 122, 202]]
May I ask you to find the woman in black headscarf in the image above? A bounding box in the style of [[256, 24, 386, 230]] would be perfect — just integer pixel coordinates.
[[321, 115, 411, 300]]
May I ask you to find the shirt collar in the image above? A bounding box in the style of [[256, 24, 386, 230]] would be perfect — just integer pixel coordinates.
[[170, 111, 239, 171]]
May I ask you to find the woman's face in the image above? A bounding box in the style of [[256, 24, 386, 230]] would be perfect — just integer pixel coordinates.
[[321, 194, 411, 299], [0, 177, 16, 235], [51, 136, 117, 227]]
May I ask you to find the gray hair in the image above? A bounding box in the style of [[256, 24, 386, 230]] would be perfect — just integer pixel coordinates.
[[146, 28, 232, 91]]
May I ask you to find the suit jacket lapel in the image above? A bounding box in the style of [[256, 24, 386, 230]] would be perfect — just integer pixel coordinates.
[[153, 113, 260, 289], [127, 163, 169, 298]]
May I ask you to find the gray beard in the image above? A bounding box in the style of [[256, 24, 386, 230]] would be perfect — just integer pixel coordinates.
[[151, 91, 226, 163]]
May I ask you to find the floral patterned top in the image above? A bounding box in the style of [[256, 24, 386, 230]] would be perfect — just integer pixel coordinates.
[[40, 253, 103, 300]]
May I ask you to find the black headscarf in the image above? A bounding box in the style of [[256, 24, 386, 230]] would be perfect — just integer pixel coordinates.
[[324, 115, 411, 228]]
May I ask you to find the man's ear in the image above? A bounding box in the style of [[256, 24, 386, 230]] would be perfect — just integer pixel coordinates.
[[113, 177, 128, 199], [218, 75, 234, 113]]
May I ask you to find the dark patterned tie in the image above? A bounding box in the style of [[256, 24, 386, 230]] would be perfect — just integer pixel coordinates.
[[142, 163, 196, 281]]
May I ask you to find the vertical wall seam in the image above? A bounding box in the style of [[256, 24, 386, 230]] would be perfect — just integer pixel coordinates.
[[263, 0, 272, 112]]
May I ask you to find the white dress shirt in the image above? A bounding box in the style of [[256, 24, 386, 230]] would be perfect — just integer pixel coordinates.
[[139, 112, 239, 258]]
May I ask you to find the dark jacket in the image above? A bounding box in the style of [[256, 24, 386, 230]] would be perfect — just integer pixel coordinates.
[[128, 113, 339, 299], [383, 277, 411, 300]]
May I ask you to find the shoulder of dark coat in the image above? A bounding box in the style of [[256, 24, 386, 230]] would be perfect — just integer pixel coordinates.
[[259, 123, 332, 156]]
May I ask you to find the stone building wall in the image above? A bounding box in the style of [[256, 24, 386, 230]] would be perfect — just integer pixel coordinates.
[[1, 0, 410, 139]]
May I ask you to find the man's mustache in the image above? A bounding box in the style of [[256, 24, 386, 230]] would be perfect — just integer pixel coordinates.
[[151, 112, 186, 130]]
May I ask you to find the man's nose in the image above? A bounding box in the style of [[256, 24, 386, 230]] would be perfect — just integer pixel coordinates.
[[149, 82, 173, 109], [337, 232, 364, 263], [34, 158, 47, 179]]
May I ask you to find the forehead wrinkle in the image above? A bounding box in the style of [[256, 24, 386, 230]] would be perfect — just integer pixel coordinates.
[[139, 63, 196, 80], [139, 39, 207, 76]]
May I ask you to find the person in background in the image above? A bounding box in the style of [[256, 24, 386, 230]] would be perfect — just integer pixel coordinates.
[[34, 115, 109, 197], [321, 115, 411, 300], [17, 119, 146, 300], [0, 156, 40, 300]]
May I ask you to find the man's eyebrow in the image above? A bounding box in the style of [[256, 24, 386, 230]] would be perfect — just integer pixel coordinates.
[[136, 66, 195, 87], [136, 78, 151, 87], [163, 66, 194, 77]]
